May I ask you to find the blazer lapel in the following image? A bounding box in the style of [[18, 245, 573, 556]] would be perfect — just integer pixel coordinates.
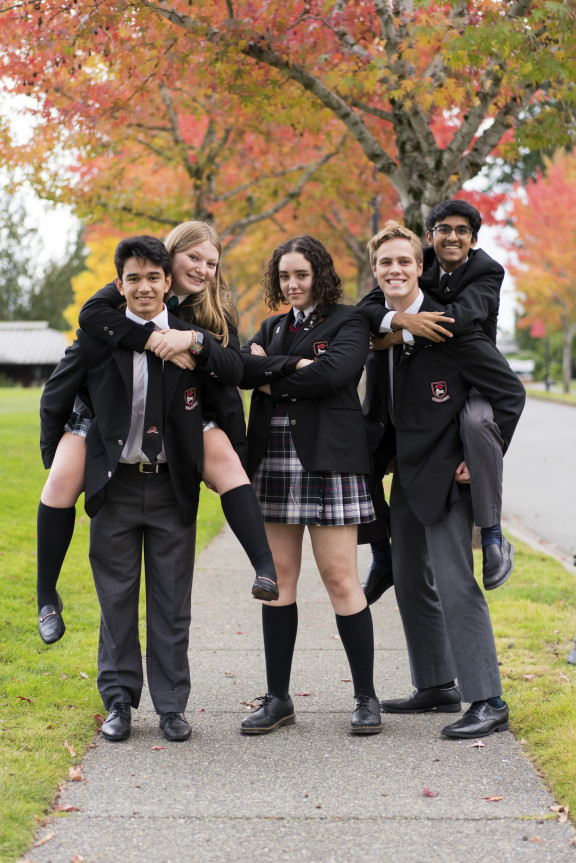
[[113, 348, 134, 405]]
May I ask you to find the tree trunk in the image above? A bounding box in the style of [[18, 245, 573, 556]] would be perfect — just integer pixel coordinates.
[[562, 320, 575, 393]]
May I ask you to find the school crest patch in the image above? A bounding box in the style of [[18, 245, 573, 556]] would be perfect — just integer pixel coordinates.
[[313, 340, 328, 357], [431, 381, 450, 403], [184, 388, 198, 411]]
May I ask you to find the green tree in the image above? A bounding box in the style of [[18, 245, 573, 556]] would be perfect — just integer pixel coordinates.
[[25, 229, 87, 330]]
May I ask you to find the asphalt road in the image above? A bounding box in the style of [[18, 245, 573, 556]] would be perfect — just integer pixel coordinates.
[[503, 396, 576, 561]]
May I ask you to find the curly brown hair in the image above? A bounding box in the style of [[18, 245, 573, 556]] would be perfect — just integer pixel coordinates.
[[263, 235, 342, 312]]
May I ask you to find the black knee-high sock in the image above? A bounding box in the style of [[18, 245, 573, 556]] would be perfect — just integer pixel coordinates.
[[220, 485, 276, 578], [336, 605, 376, 699], [37, 502, 76, 610], [262, 602, 298, 700]]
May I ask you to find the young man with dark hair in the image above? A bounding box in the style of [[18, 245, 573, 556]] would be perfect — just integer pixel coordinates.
[[362, 199, 513, 604], [41, 236, 205, 743], [358, 221, 525, 738]]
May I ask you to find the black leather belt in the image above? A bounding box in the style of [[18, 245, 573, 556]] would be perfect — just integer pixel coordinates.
[[117, 462, 169, 474]]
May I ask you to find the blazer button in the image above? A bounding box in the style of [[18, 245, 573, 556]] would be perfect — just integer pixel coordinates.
[[291, 398, 297, 403], [265, 371, 272, 376], [103, 326, 108, 332], [117, 440, 123, 446], [290, 419, 297, 426], [108, 470, 112, 478], [108, 329, 114, 336]]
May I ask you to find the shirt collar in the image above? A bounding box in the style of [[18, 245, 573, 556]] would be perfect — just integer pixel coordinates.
[[386, 288, 424, 315], [292, 304, 315, 321], [125, 305, 169, 330]]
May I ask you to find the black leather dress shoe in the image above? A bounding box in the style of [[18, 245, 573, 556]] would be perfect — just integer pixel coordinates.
[[38, 593, 65, 644], [380, 685, 461, 714], [101, 703, 131, 741], [350, 694, 382, 734], [483, 537, 514, 590], [240, 694, 295, 734], [251, 571, 280, 601], [361, 564, 393, 606], [159, 712, 192, 741], [441, 700, 509, 738]]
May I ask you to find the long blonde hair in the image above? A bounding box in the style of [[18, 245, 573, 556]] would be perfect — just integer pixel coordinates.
[[164, 221, 239, 345]]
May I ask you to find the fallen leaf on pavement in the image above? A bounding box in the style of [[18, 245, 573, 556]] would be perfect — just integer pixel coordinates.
[[235, 631, 245, 635], [34, 833, 55, 847], [55, 804, 75, 812], [295, 692, 317, 697], [479, 795, 504, 802], [224, 672, 236, 678], [64, 741, 76, 757], [152, 746, 166, 750], [423, 786, 439, 797], [341, 678, 352, 683], [528, 836, 541, 842], [469, 740, 485, 748], [331, 635, 340, 640], [68, 767, 83, 781], [198, 708, 205, 712], [70, 855, 85, 862], [549, 804, 569, 823]]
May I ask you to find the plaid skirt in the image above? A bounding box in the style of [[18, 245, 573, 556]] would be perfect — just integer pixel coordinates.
[[64, 411, 92, 437], [252, 407, 375, 526]]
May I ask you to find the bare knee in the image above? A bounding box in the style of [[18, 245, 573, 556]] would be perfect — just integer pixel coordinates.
[[202, 429, 248, 493]]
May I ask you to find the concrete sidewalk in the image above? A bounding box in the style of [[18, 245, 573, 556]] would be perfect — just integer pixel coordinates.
[[22, 527, 576, 863]]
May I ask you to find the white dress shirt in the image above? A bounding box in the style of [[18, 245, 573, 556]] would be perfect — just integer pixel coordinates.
[[119, 305, 169, 464]]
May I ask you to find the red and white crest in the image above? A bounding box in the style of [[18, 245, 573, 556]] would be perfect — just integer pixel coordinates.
[[313, 340, 328, 357], [431, 381, 450, 403], [184, 388, 198, 410]]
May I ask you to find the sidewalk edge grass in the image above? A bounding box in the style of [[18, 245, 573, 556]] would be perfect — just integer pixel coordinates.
[[0, 389, 225, 863], [483, 539, 576, 819]]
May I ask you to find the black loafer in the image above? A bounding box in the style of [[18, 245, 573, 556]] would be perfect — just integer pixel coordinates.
[[240, 694, 295, 734], [380, 685, 461, 714], [441, 700, 509, 738], [361, 564, 393, 606], [38, 593, 65, 644], [101, 703, 131, 742], [350, 694, 382, 734], [483, 538, 514, 590], [159, 712, 192, 742], [251, 572, 280, 602]]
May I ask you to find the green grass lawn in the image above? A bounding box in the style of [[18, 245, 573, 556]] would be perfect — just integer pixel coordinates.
[[0, 388, 225, 863], [525, 387, 576, 406], [1, 389, 576, 861]]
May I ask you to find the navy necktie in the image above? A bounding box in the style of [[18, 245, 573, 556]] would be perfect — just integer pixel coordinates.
[[142, 352, 163, 464], [166, 295, 179, 311], [438, 273, 451, 294], [293, 310, 305, 329]]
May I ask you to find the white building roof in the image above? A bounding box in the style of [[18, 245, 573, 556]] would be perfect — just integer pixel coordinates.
[[0, 321, 70, 365]]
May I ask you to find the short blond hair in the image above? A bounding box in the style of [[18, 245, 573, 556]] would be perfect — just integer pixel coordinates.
[[368, 220, 423, 268]]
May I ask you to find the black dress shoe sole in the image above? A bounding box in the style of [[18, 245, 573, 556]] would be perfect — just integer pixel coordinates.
[[379, 702, 461, 714], [101, 728, 131, 742], [483, 545, 515, 591], [240, 713, 296, 734], [162, 729, 192, 742], [350, 723, 383, 735], [441, 720, 509, 739], [251, 578, 280, 602]]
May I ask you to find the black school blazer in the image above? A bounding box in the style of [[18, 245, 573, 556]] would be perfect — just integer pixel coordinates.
[[240, 303, 371, 478]]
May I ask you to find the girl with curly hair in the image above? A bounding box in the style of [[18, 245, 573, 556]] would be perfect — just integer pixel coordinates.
[[239, 235, 381, 736]]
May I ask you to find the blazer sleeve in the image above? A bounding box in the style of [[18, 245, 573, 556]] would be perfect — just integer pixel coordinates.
[[190, 317, 243, 386], [269, 311, 370, 401], [78, 282, 151, 352], [356, 286, 387, 335], [240, 321, 300, 388], [453, 333, 526, 451], [418, 270, 502, 336], [40, 339, 88, 469]]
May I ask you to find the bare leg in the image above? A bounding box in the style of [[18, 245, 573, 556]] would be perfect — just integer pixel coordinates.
[[202, 428, 278, 599], [37, 432, 86, 641]]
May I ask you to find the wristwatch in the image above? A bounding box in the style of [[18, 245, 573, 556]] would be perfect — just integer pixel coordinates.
[[190, 331, 204, 355]]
